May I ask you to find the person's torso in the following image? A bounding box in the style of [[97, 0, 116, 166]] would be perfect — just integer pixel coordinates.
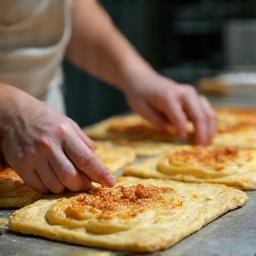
[[0, 0, 72, 98]]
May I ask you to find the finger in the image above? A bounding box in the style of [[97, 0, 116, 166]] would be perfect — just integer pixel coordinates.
[[35, 160, 65, 194], [200, 96, 217, 141], [17, 167, 49, 194], [134, 100, 169, 130], [63, 130, 115, 187], [49, 148, 92, 192], [182, 92, 209, 145], [80, 172, 92, 187], [70, 120, 95, 150], [160, 96, 188, 138]]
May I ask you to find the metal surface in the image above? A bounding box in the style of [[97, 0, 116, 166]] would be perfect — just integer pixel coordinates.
[[1, 192, 256, 256], [1, 95, 256, 256]]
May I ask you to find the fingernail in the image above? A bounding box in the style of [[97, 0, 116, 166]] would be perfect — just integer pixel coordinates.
[[102, 169, 116, 187], [106, 173, 116, 186]]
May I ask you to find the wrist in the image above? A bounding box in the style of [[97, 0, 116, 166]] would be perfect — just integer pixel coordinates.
[[118, 62, 158, 93], [0, 84, 26, 133]]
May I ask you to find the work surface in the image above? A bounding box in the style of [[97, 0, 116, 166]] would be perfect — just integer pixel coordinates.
[[0, 191, 255, 256], [1, 95, 256, 256]]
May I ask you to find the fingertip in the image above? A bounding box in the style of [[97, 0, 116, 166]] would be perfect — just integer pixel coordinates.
[[102, 170, 116, 187], [80, 173, 92, 190], [178, 128, 188, 139], [195, 132, 208, 146]]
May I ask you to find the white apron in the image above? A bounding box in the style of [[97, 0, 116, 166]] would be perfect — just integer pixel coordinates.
[[0, 0, 72, 112]]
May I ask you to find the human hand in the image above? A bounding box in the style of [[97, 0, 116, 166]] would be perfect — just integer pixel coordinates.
[[0, 85, 115, 193], [123, 72, 217, 145]]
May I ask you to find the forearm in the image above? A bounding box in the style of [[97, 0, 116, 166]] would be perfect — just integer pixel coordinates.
[[66, 0, 156, 91], [0, 84, 20, 131]]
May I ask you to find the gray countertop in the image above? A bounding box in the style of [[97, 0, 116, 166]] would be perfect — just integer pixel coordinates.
[[1, 192, 256, 256], [1, 95, 256, 256]]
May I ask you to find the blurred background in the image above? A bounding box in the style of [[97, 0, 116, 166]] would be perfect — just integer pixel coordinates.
[[64, 0, 256, 127]]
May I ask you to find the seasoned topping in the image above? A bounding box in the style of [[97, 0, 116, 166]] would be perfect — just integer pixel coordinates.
[[166, 146, 251, 171], [65, 185, 175, 221], [218, 123, 256, 134], [216, 107, 256, 119], [46, 184, 183, 233], [217, 107, 256, 133]]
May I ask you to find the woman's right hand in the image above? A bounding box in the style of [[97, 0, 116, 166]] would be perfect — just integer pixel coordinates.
[[0, 84, 115, 193]]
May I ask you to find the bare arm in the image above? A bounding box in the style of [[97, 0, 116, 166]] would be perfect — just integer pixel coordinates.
[[66, 0, 149, 90], [66, 0, 217, 145]]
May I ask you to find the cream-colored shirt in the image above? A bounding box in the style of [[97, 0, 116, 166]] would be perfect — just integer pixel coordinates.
[[0, 0, 72, 112]]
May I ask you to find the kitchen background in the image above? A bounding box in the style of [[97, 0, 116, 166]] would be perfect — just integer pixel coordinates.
[[64, 0, 256, 127]]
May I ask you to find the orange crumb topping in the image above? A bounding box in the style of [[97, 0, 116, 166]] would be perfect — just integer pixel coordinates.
[[64, 185, 179, 221], [218, 123, 256, 134], [167, 147, 251, 171]]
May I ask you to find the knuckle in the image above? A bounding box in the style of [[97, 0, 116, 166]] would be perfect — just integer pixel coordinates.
[[55, 121, 70, 137], [37, 136, 54, 151], [59, 168, 76, 184], [14, 147, 37, 163], [24, 146, 36, 157], [184, 85, 196, 94], [78, 153, 93, 169], [196, 114, 207, 124], [16, 152, 25, 161], [165, 89, 176, 99]]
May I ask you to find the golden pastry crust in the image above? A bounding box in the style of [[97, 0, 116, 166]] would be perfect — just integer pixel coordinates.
[[217, 106, 256, 121], [115, 140, 172, 157], [0, 168, 41, 208], [213, 107, 256, 148], [85, 114, 192, 142], [9, 177, 247, 252], [124, 146, 256, 190], [213, 124, 256, 148], [94, 141, 136, 173], [216, 107, 256, 132]]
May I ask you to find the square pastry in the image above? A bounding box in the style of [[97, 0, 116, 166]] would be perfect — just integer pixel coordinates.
[[85, 114, 192, 142], [124, 146, 256, 190], [9, 177, 247, 252], [0, 168, 41, 208]]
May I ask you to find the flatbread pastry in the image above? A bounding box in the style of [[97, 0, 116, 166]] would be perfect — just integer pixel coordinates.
[[124, 146, 256, 190], [0, 168, 41, 208], [216, 107, 256, 133], [115, 140, 172, 157], [213, 124, 256, 148], [85, 114, 192, 142], [215, 107, 256, 148], [9, 176, 247, 252], [95, 141, 136, 173]]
